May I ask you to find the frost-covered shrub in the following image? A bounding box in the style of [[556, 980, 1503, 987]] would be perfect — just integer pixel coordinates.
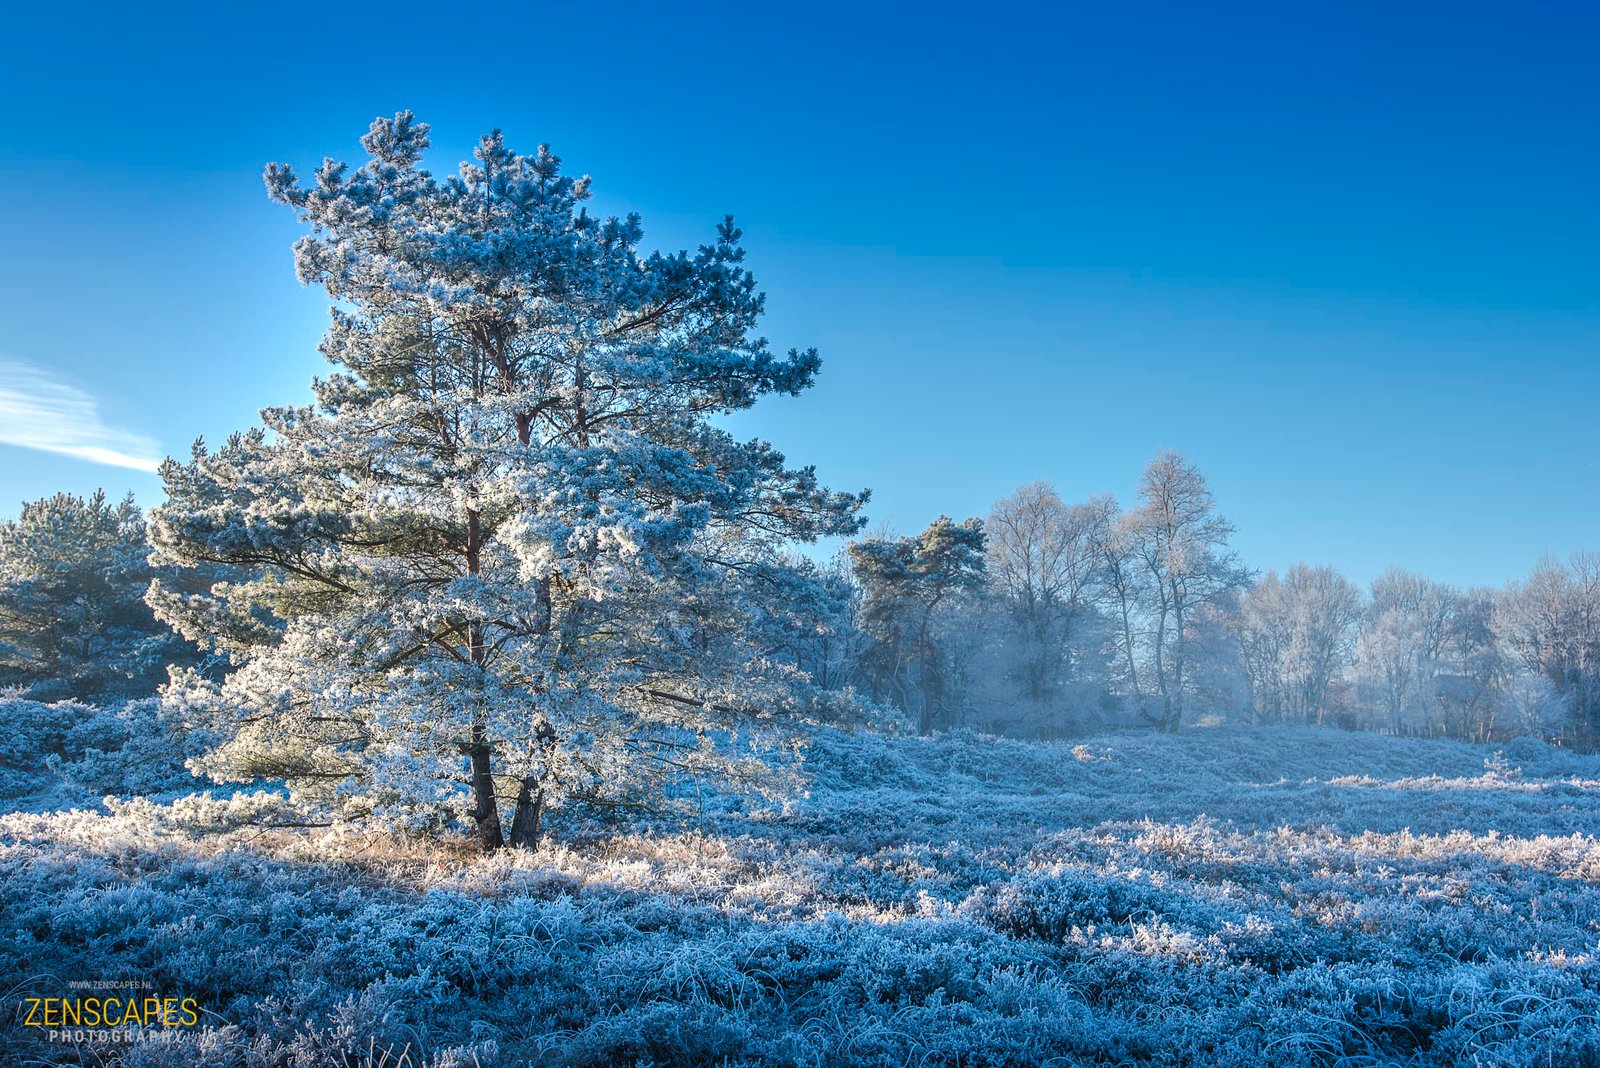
[[0, 696, 201, 804], [0, 695, 207, 820], [0, 696, 126, 800], [0, 697, 109, 766], [980, 866, 1220, 944], [53, 698, 207, 796]]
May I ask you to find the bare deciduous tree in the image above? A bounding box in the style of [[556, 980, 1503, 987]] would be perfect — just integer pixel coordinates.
[[1495, 552, 1600, 746], [1234, 564, 1362, 725], [1123, 451, 1250, 732], [986, 482, 1104, 716]]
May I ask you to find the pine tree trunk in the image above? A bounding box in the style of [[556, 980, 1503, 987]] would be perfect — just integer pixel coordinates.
[[463, 510, 505, 852], [507, 777, 545, 849], [468, 726, 505, 852]]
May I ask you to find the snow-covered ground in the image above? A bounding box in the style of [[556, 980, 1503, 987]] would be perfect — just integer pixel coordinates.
[[4, 725, 1599, 1066]]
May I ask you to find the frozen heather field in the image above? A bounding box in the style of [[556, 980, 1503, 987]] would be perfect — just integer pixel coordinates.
[[4, 724, 1598, 1067]]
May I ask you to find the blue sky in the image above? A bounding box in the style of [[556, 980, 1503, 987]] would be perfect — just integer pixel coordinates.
[[1, 0, 1595, 589]]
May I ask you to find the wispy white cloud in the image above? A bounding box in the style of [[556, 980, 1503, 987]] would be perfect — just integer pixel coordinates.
[[0, 360, 163, 474]]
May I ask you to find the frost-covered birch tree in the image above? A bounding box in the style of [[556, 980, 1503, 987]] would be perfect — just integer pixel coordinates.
[[1233, 564, 1362, 725], [1353, 568, 1457, 734], [985, 483, 1105, 710], [1496, 553, 1600, 746], [1123, 451, 1250, 732], [149, 113, 866, 850]]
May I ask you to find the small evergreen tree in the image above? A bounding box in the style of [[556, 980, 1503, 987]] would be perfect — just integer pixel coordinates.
[[150, 114, 866, 850], [849, 516, 986, 734], [0, 490, 195, 700]]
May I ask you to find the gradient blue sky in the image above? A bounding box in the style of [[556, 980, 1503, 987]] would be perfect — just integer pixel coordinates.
[[1, 0, 1595, 589]]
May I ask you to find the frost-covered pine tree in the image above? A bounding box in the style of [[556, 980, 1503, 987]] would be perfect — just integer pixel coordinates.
[[149, 113, 866, 850], [0, 490, 199, 701], [849, 517, 986, 734]]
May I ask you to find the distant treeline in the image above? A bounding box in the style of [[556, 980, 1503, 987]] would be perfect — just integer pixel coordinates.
[[828, 453, 1598, 748], [5, 461, 1596, 750]]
